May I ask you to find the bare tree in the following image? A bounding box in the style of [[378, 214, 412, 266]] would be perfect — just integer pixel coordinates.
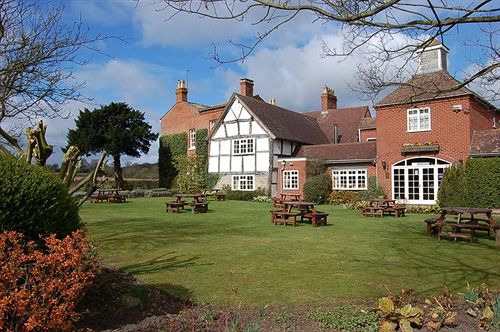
[[0, 0, 107, 151], [157, 0, 499, 103]]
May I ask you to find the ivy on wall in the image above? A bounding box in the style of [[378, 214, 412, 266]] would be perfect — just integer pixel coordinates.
[[158, 133, 187, 188]]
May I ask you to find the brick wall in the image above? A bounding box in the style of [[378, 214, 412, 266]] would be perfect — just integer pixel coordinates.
[[360, 128, 377, 142], [160, 102, 224, 155], [375, 95, 494, 198], [276, 159, 308, 198]]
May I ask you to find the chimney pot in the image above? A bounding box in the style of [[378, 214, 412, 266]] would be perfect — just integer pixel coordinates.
[[176, 80, 188, 103], [268, 98, 276, 105], [240, 78, 254, 97], [321, 85, 337, 113]]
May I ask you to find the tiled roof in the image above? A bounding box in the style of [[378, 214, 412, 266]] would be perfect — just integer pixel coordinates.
[[237, 94, 329, 145], [295, 141, 376, 162], [305, 106, 370, 143], [470, 129, 500, 156], [189, 102, 226, 112], [359, 117, 376, 130], [376, 71, 475, 107]]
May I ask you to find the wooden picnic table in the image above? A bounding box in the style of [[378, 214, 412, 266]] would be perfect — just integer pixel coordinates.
[[91, 189, 126, 203], [425, 207, 498, 243], [362, 199, 405, 218], [275, 201, 328, 227], [172, 194, 209, 214]]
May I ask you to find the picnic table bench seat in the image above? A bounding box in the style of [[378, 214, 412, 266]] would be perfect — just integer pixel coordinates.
[[165, 201, 186, 213], [300, 211, 329, 226], [107, 195, 125, 203], [271, 211, 300, 227], [90, 194, 107, 203], [362, 206, 384, 217], [190, 202, 209, 214], [215, 193, 226, 201]]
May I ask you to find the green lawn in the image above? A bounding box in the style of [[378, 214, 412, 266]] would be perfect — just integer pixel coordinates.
[[80, 198, 500, 307]]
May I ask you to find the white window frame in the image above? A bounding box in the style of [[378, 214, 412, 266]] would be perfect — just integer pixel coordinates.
[[189, 129, 196, 149], [332, 167, 368, 190], [407, 107, 431, 132], [232, 175, 255, 191], [233, 138, 255, 155], [209, 120, 217, 131], [391, 157, 450, 205], [283, 170, 299, 190]]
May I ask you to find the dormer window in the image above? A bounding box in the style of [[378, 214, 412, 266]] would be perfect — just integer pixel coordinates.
[[407, 107, 431, 132]]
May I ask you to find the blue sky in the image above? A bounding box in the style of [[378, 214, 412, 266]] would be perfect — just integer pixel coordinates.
[[17, 0, 494, 165]]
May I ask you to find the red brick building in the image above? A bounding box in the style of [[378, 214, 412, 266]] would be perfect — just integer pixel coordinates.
[[160, 41, 499, 204]]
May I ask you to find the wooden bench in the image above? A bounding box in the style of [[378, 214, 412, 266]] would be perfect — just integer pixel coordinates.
[[190, 202, 209, 214], [271, 211, 299, 227], [107, 195, 125, 203], [424, 217, 440, 235], [384, 205, 406, 217], [215, 194, 226, 201], [494, 224, 500, 243], [362, 207, 384, 217], [90, 194, 108, 203], [301, 211, 329, 226], [165, 201, 186, 213]]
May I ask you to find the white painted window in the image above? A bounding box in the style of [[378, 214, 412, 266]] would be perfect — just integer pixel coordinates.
[[407, 107, 431, 132], [189, 129, 196, 149], [232, 175, 255, 191], [283, 170, 299, 190], [209, 120, 217, 131], [392, 157, 450, 205], [332, 168, 367, 190], [233, 138, 254, 155]]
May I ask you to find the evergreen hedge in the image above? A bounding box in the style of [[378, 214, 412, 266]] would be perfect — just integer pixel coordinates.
[[437, 157, 500, 209], [0, 154, 81, 240], [158, 133, 187, 188], [465, 157, 500, 208]]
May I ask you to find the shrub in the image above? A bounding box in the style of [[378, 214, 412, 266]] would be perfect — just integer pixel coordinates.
[[158, 133, 187, 188], [328, 191, 359, 206], [0, 230, 100, 331], [206, 173, 221, 190], [357, 176, 386, 200], [465, 157, 500, 209], [307, 306, 378, 331], [0, 154, 81, 241], [253, 196, 272, 203], [304, 172, 332, 204], [175, 155, 206, 193], [437, 163, 467, 207], [223, 186, 268, 201]]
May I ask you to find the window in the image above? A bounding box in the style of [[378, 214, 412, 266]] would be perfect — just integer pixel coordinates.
[[392, 157, 450, 204], [233, 138, 254, 155], [209, 120, 217, 131], [283, 170, 299, 190], [407, 107, 431, 132], [232, 175, 255, 191], [189, 129, 196, 149], [332, 168, 367, 190]]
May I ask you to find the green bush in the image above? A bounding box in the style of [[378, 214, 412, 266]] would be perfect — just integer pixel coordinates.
[[307, 305, 378, 331], [328, 191, 359, 206], [222, 186, 267, 201], [465, 157, 500, 208], [174, 155, 206, 193], [0, 154, 81, 240], [158, 133, 187, 188], [304, 172, 332, 204], [437, 163, 467, 207], [357, 176, 386, 200]]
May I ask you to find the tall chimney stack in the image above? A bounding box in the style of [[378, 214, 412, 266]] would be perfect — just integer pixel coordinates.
[[176, 80, 188, 103], [240, 78, 254, 97], [321, 86, 337, 113]]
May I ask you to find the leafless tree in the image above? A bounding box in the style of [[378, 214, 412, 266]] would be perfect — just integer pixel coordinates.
[[156, 0, 499, 103], [0, 0, 107, 152]]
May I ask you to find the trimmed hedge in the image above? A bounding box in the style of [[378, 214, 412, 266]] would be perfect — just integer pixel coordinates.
[[304, 172, 332, 204], [438, 157, 500, 209], [465, 157, 500, 208], [0, 154, 81, 240], [158, 133, 187, 188], [222, 186, 267, 201]]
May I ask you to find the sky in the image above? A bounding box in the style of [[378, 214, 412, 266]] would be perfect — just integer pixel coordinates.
[[8, 0, 495, 165]]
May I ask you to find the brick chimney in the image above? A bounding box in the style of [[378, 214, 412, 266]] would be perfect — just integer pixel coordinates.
[[240, 78, 254, 97], [176, 80, 187, 103], [321, 85, 337, 113]]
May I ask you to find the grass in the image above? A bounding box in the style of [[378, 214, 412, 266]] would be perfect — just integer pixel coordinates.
[[80, 198, 500, 307]]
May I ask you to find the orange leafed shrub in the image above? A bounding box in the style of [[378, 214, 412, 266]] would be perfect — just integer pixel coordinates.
[[0, 230, 100, 331]]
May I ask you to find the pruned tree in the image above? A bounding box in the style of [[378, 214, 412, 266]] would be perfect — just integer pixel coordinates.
[[0, 0, 107, 148], [157, 0, 499, 103], [67, 102, 158, 189]]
